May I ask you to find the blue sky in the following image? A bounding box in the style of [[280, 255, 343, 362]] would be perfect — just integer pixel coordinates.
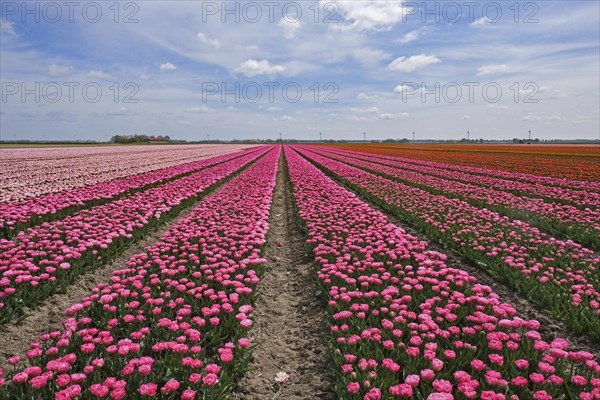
[[1, 0, 599, 141]]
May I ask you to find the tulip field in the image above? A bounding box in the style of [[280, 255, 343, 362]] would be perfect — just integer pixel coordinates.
[[0, 144, 599, 399]]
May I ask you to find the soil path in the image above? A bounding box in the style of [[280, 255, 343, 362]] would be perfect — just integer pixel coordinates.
[[235, 155, 334, 400], [0, 198, 211, 370]]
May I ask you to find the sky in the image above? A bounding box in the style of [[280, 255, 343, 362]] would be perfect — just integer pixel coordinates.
[[1, 0, 599, 141]]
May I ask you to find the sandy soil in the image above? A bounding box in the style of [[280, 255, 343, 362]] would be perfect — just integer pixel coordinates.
[[234, 156, 334, 400]]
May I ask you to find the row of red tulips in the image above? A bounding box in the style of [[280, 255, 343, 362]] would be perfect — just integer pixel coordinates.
[[321, 146, 600, 193], [309, 147, 600, 250], [0, 147, 263, 237], [0, 145, 253, 203], [0, 146, 280, 399], [285, 146, 600, 399], [293, 146, 600, 342], [0, 147, 271, 325], [317, 147, 598, 210]]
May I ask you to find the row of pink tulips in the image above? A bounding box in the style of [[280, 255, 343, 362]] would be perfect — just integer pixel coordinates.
[[0, 147, 263, 236], [325, 147, 600, 193], [307, 147, 600, 250], [0, 147, 271, 324], [0, 146, 280, 399], [293, 146, 600, 340], [285, 146, 600, 399], [316, 147, 599, 210], [0, 145, 254, 202]]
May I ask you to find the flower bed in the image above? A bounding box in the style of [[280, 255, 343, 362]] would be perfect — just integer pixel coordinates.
[[0, 147, 280, 399], [292, 146, 600, 341], [285, 146, 599, 399], [0, 147, 271, 324]]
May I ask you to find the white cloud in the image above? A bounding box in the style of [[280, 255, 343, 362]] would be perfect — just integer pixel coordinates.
[[378, 112, 409, 120], [281, 115, 296, 122], [267, 106, 283, 111], [477, 64, 510, 76], [395, 27, 436, 44], [550, 89, 569, 99], [393, 84, 419, 94], [573, 115, 594, 124], [523, 113, 542, 121], [388, 54, 441, 72], [109, 107, 134, 116], [356, 92, 380, 100], [47, 64, 73, 77], [330, 0, 408, 31], [0, 19, 17, 36], [351, 107, 381, 114], [522, 113, 565, 121], [234, 59, 286, 77], [86, 70, 113, 80], [487, 104, 510, 110], [160, 62, 177, 71], [197, 32, 221, 48], [278, 18, 302, 39], [461, 115, 471, 120], [471, 17, 494, 26], [184, 106, 214, 113]]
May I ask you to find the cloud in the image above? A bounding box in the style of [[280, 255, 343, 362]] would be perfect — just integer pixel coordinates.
[[351, 107, 381, 114], [393, 84, 419, 94], [461, 115, 471, 120], [550, 89, 569, 99], [47, 64, 74, 77], [197, 32, 221, 48], [281, 115, 296, 122], [330, 0, 408, 31], [477, 64, 510, 76], [471, 16, 494, 26], [234, 59, 285, 77], [278, 18, 302, 39], [522, 113, 565, 121], [184, 106, 214, 113], [487, 104, 510, 110], [0, 19, 17, 36], [378, 112, 409, 120], [356, 93, 380, 100], [395, 27, 436, 44], [573, 115, 594, 124], [160, 62, 177, 71], [109, 107, 134, 117], [86, 70, 113, 80], [388, 54, 440, 72], [267, 106, 283, 111]]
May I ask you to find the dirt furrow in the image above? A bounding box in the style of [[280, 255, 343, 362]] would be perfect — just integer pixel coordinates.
[[234, 155, 334, 400]]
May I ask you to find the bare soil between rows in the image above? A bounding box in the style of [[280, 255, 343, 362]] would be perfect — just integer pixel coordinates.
[[0, 198, 208, 370], [234, 155, 334, 400]]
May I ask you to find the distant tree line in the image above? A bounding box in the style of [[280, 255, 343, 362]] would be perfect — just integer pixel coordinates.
[[512, 138, 540, 144], [110, 135, 171, 144]]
